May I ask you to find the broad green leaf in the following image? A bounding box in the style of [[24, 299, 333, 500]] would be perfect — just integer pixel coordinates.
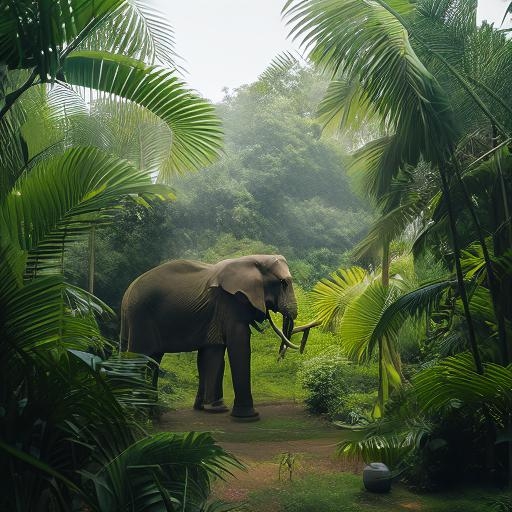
[[62, 52, 223, 178], [311, 266, 370, 330], [0, 0, 125, 77], [0, 146, 172, 274], [339, 280, 401, 361], [413, 353, 512, 413]]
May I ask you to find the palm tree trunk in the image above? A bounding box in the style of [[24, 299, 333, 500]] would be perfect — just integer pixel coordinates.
[[377, 239, 404, 410], [452, 160, 510, 365], [88, 226, 95, 295], [439, 165, 483, 374]]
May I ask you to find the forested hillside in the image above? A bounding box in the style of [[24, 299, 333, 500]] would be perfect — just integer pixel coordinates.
[[67, 65, 372, 310]]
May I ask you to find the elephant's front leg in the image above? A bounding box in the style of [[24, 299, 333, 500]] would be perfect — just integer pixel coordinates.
[[226, 323, 260, 421], [194, 345, 229, 413]]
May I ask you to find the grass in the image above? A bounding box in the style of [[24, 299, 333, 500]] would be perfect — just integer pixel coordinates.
[[158, 310, 342, 410], [155, 320, 509, 512], [238, 473, 509, 512]]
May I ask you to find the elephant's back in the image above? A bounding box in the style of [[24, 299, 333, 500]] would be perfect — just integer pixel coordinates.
[[122, 259, 213, 315]]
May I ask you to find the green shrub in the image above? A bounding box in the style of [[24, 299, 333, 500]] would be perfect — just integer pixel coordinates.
[[332, 391, 378, 424], [299, 352, 348, 415], [299, 349, 378, 418]]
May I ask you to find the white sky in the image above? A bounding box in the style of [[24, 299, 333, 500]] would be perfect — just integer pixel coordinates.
[[155, 0, 511, 102]]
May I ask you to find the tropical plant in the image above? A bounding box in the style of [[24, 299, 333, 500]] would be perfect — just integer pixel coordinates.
[[310, 258, 411, 415], [283, 0, 512, 372], [285, 0, 512, 484], [0, 1, 238, 509]]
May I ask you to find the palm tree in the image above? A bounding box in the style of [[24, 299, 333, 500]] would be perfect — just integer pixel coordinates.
[[285, 0, 512, 482], [0, 1, 239, 509], [284, 0, 512, 373]]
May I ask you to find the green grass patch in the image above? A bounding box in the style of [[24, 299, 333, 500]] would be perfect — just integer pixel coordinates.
[[158, 314, 343, 410], [240, 473, 507, 512]]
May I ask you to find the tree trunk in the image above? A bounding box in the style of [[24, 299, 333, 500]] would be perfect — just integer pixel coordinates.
[[88, 226, 95, 295], [439, 165, 483, 374]]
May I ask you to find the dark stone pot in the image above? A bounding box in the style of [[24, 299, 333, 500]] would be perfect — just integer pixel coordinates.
[[363, 462, 392, 493]]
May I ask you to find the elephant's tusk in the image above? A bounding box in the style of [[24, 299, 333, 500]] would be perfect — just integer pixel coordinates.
[[291, 320, 322, 334], [266, 312, 300, 350]]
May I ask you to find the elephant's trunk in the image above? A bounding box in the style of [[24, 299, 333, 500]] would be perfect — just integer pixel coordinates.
[[283, 315, 294, 340]]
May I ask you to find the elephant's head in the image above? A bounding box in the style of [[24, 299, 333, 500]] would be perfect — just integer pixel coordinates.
[[210, 254, 298, 340]]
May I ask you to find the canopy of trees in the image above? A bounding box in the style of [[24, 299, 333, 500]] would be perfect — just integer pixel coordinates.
[[66, 65, 372, 311]]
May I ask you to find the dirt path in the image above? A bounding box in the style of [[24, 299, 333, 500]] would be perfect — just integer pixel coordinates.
[[156, 402, 363, 505]]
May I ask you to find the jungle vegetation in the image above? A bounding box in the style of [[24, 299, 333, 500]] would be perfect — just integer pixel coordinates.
[[1, 0, 512, 510], [0, 1, 239, 510], [283, 0, 512, 490]]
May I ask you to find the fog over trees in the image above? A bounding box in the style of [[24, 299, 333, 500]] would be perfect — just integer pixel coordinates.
[[67, 65, 372, 310]]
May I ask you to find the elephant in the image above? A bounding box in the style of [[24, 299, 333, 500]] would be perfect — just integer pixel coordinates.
[[120, 255, 302, 420]]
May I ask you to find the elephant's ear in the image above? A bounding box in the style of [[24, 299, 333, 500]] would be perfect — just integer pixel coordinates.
[[210, 258, 266, 315]]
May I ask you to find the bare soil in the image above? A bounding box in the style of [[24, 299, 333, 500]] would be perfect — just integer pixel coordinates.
[[156, 401, 363, 505]]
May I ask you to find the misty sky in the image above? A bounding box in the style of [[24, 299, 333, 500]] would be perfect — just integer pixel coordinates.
[[156, 1, 511, 102]]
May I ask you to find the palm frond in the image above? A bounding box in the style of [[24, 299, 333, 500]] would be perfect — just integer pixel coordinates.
[[339, 280, 402, 361], [0, 275, 107, 379], [284, 0, 458, 166], [84, 432, 243, 512], [348, 135, 403, 201], [259, 51, 303, 82], [62, 52, 223, 177], [0, 0, 125, 78], [372, 279, 454, 342], [64, 284, 114, 318], [96, 352, 159, 408], [353, 196, 430, 261], [310, 266, 370, 330], [0, 146, 173, 276], [413, 352, 512, 414], [80, 0, 181, 69], [317, 76, 380, 136], [338, 426, 424, 469], [89, 97, 175, 175], [0, 103, 29, 195], [460, 242, 487, 281], [494, 249, 512, 279], [337, 404, 433, 468], [502, 2, 512, 25]]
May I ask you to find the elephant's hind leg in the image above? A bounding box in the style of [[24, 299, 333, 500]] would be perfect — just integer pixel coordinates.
[[194, 345, 229, 413]]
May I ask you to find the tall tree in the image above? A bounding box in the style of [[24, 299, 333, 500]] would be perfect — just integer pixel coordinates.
[[284, 0, 512, 373], [0, 1, 237, 509], [286, 0, 512, 482]]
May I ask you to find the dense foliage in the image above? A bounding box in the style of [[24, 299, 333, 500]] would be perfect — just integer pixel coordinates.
[[3, 0, 512, 507], [299, 349, 378, 421], [0, 1, 238, 510], [285, 0, 512, 489], [65, 65, 372, 314]]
